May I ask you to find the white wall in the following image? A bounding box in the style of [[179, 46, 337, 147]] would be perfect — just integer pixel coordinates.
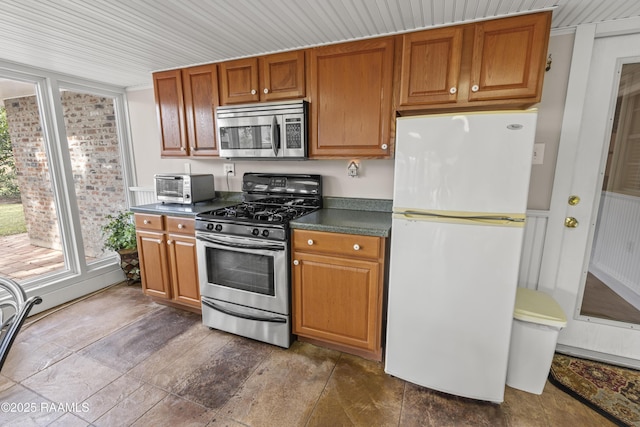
[[125, 87, 395, 199], [125, 32, 574, 206], [528, 32, 575, 210]]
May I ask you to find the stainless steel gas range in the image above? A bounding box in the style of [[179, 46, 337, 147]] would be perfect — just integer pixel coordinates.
[[195, 173, 322, 348]]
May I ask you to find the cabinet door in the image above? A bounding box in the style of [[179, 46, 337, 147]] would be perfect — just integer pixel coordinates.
[[292, 252, 381, 353], [399, 27, 464, 106], [219, 57, 260, 104], [167, 233, 201, 308], [260, 51, 306, 101], [468, 12, 551, 102], [153, 70, 188, 157], [136, 230, 171, 299], [309, 38, 394, 158], [182, 64, 219, 156]]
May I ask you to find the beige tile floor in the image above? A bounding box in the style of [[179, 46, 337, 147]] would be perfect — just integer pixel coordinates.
[[0, 283, 615, 426]]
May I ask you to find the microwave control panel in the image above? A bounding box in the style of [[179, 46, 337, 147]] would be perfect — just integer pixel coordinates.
[[285, 117, 302, 149]]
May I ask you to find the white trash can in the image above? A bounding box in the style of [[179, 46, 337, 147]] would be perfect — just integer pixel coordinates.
[[506, 287, 567, 395]]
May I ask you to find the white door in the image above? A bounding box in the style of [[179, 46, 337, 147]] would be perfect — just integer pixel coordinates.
[[539, 28, 640, 365]]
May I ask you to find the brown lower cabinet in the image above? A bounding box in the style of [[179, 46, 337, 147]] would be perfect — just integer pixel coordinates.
[[291, 229, 386, 361], [134, 213, 201, 312]]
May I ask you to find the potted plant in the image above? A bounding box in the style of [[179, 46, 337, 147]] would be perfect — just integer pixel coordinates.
[[102, 211, 140, 283]]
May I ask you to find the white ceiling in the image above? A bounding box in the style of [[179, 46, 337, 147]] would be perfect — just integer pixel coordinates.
[[1, 0, 640, 89]]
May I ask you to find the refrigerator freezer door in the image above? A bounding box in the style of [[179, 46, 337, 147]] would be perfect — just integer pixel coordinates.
[[393, 111, 537, 214], [384, 217, 523, 402]]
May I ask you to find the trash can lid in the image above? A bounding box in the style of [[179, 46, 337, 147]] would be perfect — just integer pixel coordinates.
[[513, 288, 567, 328]]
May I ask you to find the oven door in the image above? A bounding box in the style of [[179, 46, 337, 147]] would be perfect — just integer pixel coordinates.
[[196, 232, 289, 315], [154, 174, 187, 204]]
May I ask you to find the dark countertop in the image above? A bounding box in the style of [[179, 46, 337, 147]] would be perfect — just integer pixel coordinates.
[[291, 197, 392, 237], [131, 195, 393, 236], [130, 193, 242, 218]]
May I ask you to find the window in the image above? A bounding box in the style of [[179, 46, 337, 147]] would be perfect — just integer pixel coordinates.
[[0, 62, 135, 305], [608, 63, 640, 197]]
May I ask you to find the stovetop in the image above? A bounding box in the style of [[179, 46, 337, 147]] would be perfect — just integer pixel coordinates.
[[198, 200, 318, 224], [195, 173, 322, 240]]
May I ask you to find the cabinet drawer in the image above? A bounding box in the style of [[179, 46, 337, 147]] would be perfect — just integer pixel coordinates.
[[134, 213, 164, 231], [293, 230, 381, 259], [166, 216, 195, 235]]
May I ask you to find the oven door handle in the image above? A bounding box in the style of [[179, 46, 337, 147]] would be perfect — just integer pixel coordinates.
[[270, 115, 279, 156], [202, 299, 287, 323], [196, 234, 285, 251]]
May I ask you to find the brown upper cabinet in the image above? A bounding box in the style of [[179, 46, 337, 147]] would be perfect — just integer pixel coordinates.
[[399, 26, 464, 106], [153, 64, 219, 157], [398, 11, 551, 111], [309, 37, 394, 158], [153, 12, 551, 158], [219, 50, 306, 105]]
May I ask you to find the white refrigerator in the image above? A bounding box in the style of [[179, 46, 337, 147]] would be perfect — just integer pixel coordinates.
[[384, 110, 537, 403]]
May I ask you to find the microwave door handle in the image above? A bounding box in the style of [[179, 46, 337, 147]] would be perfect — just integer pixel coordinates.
[[270, 115, 279, 156]]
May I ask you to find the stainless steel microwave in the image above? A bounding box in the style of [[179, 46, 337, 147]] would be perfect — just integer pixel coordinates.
[[216, 100, 308, 159], [154, 174, 215, 204]]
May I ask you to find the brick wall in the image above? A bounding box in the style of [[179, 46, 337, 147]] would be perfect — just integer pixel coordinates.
[[5, 92, 126, 258]]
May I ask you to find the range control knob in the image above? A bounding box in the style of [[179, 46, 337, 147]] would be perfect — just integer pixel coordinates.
[[215, 224, 223, 232], [262, 229, 270, 238], [206, 223, 214, 231], [252, 228, 260, 236]]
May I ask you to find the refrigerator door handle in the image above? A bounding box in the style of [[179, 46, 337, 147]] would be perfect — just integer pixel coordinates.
[[400, 210, 525, 223]]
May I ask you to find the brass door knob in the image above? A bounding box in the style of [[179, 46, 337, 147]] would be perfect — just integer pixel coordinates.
[[568, 195, 581, 206], [564, 217, 579, 228]]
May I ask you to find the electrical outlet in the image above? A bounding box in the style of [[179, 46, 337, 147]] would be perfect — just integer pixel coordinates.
[[224, 163, 235, 176]]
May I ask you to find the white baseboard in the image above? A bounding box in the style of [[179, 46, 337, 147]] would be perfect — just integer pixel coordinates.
[[556, 344, 640, 370], [25, 268, 126, 316]]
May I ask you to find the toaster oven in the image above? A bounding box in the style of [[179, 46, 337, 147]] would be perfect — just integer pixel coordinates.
[[154, 174, 215, 204]]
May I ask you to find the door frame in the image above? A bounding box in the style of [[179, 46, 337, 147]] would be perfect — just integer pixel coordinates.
[[538, 17, 640, 368]]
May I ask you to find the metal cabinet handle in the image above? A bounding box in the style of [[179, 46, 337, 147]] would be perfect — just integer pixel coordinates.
[[307, 239, 314, 245], [293, 260, 299, 265], [178, 224, 185, 229], [353, 244, 360, 251], [143, 219, 150, 225]]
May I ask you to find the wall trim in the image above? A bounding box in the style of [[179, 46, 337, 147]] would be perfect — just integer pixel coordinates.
[[519, 209, 550, 289], [556, 344, 640, 370]]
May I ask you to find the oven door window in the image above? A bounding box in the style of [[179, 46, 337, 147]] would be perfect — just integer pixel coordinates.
[[205, 247, 275, 296], [219, 125, 272, 150]]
